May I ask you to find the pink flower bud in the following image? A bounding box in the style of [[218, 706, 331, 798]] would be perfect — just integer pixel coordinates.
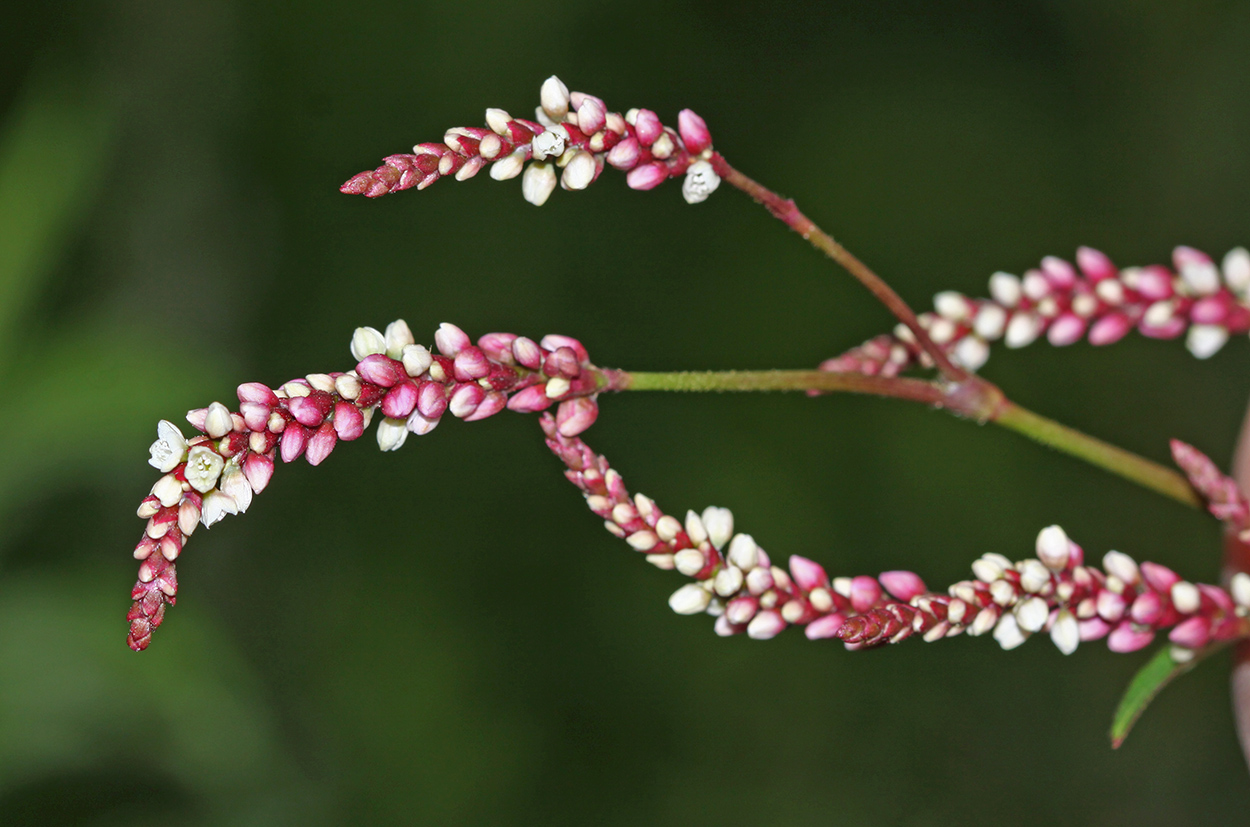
[[746, 609, 787, 640], [333, 401, 364, 440], [1040, 256, 1078, 290], [1129, 591, 1164, 625], [543, 346, 581, 379], [288, 394, 326, 427], [449, 383, 485, 418], [478, 332, 518, 363], [633, 109, 662, 145], [237, 382, 279, 406], [453, 346, 492, 381], [1088, 312, 1132, 345], [416, 380, 449, 418], [279, 423, 309, 463], [305, 422, 338, 466], [512, 336, 543, 369], [540, 334, 589, 363], [1076, 246, 1118, 281], [506, 384, 554, 413], [1046, 313, 1086, 346], [879, 570, 927, 601], [626, 162, 669, 191], [1134, 266, 1175, 301], [1140, 561, 1181, 593], [555, 397, 598, 437], [434, 322, 471, 357], [242, 452, 274, 494], [850, 575, 883, 613], [464, 390, 507, 422], [356, 354, 406, 388], [240, 401, 271, 432], [1168, 616, 1211, 649], [805, 613, 847, 640], [606, 137, 641, 170], [787, 555, 829, 592], [381, 381, 419, 419], [1107, 621, 1155, 653], [677, 109, 712, 154], [576, 97, 606, 135]]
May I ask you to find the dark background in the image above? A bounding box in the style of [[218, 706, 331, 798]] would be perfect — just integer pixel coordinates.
[[2, 1, 1248, 824]]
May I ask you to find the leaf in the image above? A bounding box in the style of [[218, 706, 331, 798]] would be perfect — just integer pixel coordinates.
[[1110, 643, 1217, 748]]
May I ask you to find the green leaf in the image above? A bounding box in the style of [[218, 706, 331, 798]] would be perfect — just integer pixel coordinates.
[[1110, 643, 1217, 748]]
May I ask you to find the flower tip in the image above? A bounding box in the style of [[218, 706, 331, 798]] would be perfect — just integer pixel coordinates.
[[677, 109, 712, 154], [540, 75, 571, 120]]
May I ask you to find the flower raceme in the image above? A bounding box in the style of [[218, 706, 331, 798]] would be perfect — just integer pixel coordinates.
[[127, 321, 603, 651], [543, 416, 1250, 657], [820, 245, 1250, 378], [340, 76, 721, 206]]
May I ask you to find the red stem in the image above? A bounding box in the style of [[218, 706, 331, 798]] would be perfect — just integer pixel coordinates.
[[709, 153, 967, 382]]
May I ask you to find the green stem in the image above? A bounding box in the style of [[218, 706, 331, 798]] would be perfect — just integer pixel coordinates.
[[608, 368, 1201, 510]]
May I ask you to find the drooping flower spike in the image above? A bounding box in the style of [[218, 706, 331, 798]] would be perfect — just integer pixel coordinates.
[[543, 416, 1250, 657], [819, 245, 1250, 377], [127, 321, 604, 651], [1170, 439, 1250, 533], [340, 76, 721, 206]]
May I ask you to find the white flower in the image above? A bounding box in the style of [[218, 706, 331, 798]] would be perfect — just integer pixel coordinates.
[[219, 462, 254, 514], [681, 160, 721, 204], [350, 326, 387, 361], [184, 445, 225, 493], [148, 420, 188, 472], [200, 489, 239, 528]]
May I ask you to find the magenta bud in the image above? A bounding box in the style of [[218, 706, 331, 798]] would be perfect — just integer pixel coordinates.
[[434, 322, 471, 357], [1040, 256, 1078, 290], [606, 136, 641, 170], [1129, 591, 1164, 625], [356, 354, 406, 388], [287, 395, 326, 427], [240, 401, 271, 432], [381, 381, 419, 419], [879, 570, 927, 602], [478, 332, 518, 363], [543, 347, 581, 378], [850, 575, 883, 613], [1076, 246, 1117, 281], [305, 422, 338, 466], [237, 382, 279, 406], [279, 423, 309, 463], [1140, 561, 1181, 593], [1191, 295, 1231, 325], [626, 162, 669, 191], [506, 384, 554, 413], [333, 401, 364, 440], [416, 380, 449, 418], [555, 397, 598, 437], [1088, 312, 1132, 346], [1046, 313, 1086, 346], [634, 109, 662, 145], [804, 612, 847, 640], [1139, 317, 1186, 340], [788, 555, 829, 592], [1169, 616, 1211, 649], [577, 98, 606, 135], [186, 407, 208, 432], [1107, 621, 1155, 653], [677, 109, 712, 154], [464, 390, 507, 422], [512, 336, 544, 369], [540, 334, 588, 363], [453, 346, 492, 381], [242, 452, 275, 494], [1078, 616, 1112, 641], [449, 383, 485, 418], [1134, 266, 1175, 301]]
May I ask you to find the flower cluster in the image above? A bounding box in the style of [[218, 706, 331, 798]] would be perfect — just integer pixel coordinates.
[[1170, 438, 1250, 534], [340, 76, 720, 206], [128, 321, 602, 650], [543, 418, 1250, 657], [820, 246, 1250, 378]]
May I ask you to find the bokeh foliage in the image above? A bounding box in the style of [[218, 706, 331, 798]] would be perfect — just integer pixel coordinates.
[[2, 2, 1249, 824]]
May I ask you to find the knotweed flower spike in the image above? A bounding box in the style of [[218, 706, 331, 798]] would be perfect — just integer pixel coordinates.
[[543, 417, 1250, 658], [820, 245, 1250, 377], [127, 321, 604, 650], [340, 76, 720, 206]]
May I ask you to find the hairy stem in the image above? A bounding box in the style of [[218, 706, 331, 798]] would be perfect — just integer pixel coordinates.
[[610, 368, 1200, 510], [709, 153, 966, 381]]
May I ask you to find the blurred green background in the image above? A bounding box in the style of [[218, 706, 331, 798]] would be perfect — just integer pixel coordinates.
[[2, 1, 1249, 824]]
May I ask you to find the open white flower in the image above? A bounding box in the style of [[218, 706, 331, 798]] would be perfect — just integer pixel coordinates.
[[200, 489, 239, 528], [148, 420, 188, 472], [184, 445, 225, 493]]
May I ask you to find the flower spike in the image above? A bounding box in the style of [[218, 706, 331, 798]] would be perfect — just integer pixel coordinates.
[[341, 76, 718, 205]]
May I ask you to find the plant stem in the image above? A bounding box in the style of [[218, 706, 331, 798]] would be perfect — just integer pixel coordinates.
[[709, 153, 966, 381], [609, 368, 1201, 509]]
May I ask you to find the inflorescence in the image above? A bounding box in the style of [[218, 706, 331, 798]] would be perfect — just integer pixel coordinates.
[[340, 76, 721, 206], [820, 245, 1250, 377], [128, 321, 604, 650], [544, 417, 1250, 658]]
